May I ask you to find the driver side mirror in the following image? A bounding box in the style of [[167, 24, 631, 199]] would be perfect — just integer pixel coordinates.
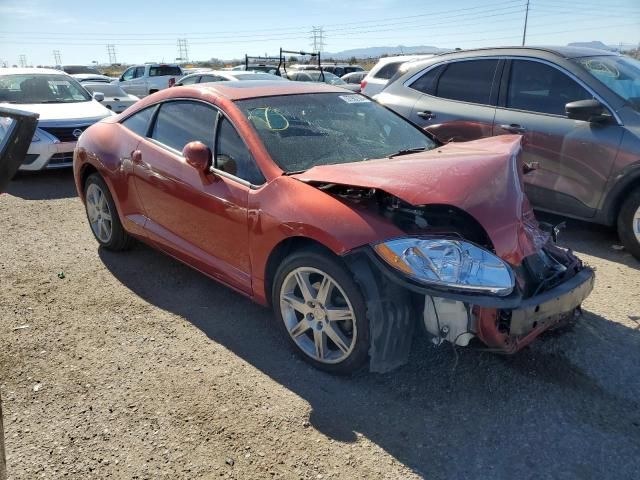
[[566, 99, 612, 123], [92, 92, 104, 102], [182, 141, 212, 172]]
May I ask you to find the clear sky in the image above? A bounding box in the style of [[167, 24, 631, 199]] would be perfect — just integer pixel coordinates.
[[1, 0, 638, 66]]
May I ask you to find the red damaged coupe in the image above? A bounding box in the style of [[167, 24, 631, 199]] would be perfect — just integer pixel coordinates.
[[73, 81, 594, 374]]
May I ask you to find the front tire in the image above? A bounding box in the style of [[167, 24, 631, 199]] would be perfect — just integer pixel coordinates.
[[84, 173, 133, 251], [617, 188, 640, 260], [272, 249, 369, 374]]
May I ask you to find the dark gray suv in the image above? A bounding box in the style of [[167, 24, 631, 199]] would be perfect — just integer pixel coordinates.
[[377, 47, 640, 259]]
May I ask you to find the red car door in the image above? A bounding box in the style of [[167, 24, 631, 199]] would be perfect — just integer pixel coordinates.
[[132, 100, 253, 294]]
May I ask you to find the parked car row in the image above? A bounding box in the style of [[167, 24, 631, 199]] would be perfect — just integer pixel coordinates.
[[6, 44, 639, 375]]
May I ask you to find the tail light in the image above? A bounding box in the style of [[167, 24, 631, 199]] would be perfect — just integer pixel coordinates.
[[168, 77, 176, 87], [360, 80, 367, 91]]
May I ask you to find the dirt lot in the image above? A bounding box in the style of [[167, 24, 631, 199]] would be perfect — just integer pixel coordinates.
[[1, 170, 639, 479]]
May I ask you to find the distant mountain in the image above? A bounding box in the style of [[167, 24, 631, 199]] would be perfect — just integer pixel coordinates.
[[567, 41, 617, 51], [324, 45, 448, 60]]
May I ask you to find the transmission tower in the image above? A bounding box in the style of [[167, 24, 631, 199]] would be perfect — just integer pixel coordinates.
[[19, 55, 27, 68], [177, 38, 189, 63], [107, 44, 117, 64], [309, 26, 326, 53], [53, 50, 62, 66]]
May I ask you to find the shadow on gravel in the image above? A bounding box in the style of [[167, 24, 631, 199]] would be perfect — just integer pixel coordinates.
[[536, 211, 638, 267], [99, 244, 640, 479], [5, 170, 77, 200]]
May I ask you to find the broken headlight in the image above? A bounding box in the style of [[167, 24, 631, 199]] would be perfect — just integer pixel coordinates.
[[373, 238, 515, 296]]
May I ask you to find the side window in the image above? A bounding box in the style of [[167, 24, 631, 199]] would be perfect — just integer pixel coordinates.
[[507, 60, 592, 116], [180, 75, 200, 85], [151, 101, 217, 151], [200, 75, 223, 83], [436, 60, 499, 105], [121, 107, 154, 137], [410, 65, 445, 95], [133, 66, 145, 79], [216, 117, 264, 185], [121, 67, 135, 81], [374, 62, 403, 80]]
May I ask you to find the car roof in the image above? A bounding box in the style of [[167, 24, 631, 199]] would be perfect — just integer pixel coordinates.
[[0, 67, 67, 75], [434, 45, 619, 59], [147, 80, 350, 104]]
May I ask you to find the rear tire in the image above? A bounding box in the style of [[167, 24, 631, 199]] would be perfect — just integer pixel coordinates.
[[271, 248, 369, 375], [84, 173, 134, 251], [617, 188, 640, 260]]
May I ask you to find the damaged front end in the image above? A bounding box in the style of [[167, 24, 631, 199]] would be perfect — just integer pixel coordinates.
[[294, 136, 594, 372]]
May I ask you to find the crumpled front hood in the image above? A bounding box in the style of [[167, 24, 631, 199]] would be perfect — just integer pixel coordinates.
[[293, 135, 545, 266]]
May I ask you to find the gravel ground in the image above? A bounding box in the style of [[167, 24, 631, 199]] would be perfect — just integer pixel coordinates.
[[1, 170, 639, 480]]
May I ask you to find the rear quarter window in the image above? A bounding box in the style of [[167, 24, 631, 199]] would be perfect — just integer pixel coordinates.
[[121, 107, 155, 137], [373, 62, 403, 80], [149, 66, 182, 77]]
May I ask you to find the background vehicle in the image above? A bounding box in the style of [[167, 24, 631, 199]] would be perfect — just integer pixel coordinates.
[[377, 46, 640, 259], [0, 68, 112, 171], [62, 65, 115, 83], [73, 81, 592, 375], [341, 71, 368, 92], [321, 64, 364, 77], [361, 54, 434, 96], [175, 70, 286, 86], [285, 70, 359, 91], [114, 64, 183, 97], [82, 83, 139, 113]]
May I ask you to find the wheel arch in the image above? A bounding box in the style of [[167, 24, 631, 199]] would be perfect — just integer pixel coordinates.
[[600, 165, 640, 225], [263, 236, 339, 307]]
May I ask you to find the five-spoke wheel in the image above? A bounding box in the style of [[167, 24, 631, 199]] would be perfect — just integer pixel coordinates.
[[273, 249, 369, 374]]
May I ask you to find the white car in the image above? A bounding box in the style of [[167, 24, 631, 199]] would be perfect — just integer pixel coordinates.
[[361, 54, 434, 97], [62, 65, 116, 84], [0, 68, 113, 171], [175, 70, 286, 86], [82, 83, 138, 113], [114, 64, 183, 97]]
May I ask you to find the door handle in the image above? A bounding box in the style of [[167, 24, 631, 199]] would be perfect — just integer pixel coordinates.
[[499, 123, 526, 133], [417, 111, 436, 120]]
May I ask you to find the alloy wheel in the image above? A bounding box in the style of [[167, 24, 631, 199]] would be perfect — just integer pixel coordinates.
[[279, 267, 357, 364], [86, 183, 113, 243]]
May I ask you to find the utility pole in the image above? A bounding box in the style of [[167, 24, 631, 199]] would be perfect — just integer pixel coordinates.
[[107, 44, 117, 65], [177, 38, 189, 63], [309, 26, 325, 53], [18, 55, 27, 68], [53, 50, 62, 66], [521, 0, 530, 46]]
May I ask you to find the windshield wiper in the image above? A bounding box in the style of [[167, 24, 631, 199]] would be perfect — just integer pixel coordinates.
[[284, 169, 307, 175], [387, 147, 427, 158]]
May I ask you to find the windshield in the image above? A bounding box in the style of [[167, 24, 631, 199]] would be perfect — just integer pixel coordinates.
[[63, 65, 102, 75], [237, 93, 435, 173], [310, 71, 346, 85], [573, 55, 640, 108], [0, 74, 92, 104], [82, 84, 127, 97]]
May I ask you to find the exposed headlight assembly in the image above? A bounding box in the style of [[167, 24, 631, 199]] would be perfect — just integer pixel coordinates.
[[373, 238, 515, 296]]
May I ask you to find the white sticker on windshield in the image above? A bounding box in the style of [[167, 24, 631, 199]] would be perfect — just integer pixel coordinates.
[[339, 95, 371, 104], [50, 80, 71, 86]]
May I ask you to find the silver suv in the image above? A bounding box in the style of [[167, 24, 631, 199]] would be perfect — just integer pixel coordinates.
[[377, 46, 640, 259]]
